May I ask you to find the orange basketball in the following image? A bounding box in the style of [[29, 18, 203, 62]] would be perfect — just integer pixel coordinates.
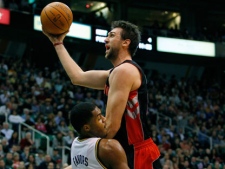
[[40, 2, 73, 35]]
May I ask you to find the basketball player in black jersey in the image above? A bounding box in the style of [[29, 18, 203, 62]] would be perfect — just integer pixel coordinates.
[[43, 20, 161, 169]]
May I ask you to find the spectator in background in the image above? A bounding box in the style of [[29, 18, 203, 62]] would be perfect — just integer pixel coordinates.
[[36, 89, 47, 103], [0, 144, 5, 158], [212, 161, 223, 169], [4, 152, 13, 168], [1, 138, 10, 154], [0, 158, 10, 169], [160, 152, 171, 167], [54, 111, 64, 126], [39, 98, 54, 116], [202, 156, 210, 168], [12, 152, 21, 169], [37, 155, 52, 169], [0, 102, 12, 124], [35, 150, 45, 167], [62, 130, 76, 159], [20, 146, 31, 163], [50, 148, 61, 165], [189, 156, 198, 169], [8, 69, 18, 86], [25, 154, 37, 169], [9, 96, 19, 113], [0, 60, 8, 83], [94, 94, 105, 114], [177, 128, 186, 141], [161, 135, 171, 151], [0, 91, 10, 105], [18, 161, 26, 169], [21, 97, 32, 112], [47, 162, 55, 169], [8, 109, 25, 132], [10, 144, 21, 155], [1, 122, 14, 141], [44, 98, 54, 115], [162, 159, 174, 169], [56, 120, 69, 136], [42, 78, 52, 91], [21, 108, 35, 123], [56, 98, 65, 112], [54, 78, 63, 94], [22, 114, 35, 133], [43, 67, 51, 79], [84, 91, 94, 103], [19, 132, 34, 151], [30, 85, 41, 99], [63, 130, 76, 147], [8, 131, 19, 149], [35, 116, 47, 133], [45, 119, 58, 136], [30, 97, 40, 118], [74, 87, 84, 101], [52, 132, 63, 150], [35, 72, 44, 87]]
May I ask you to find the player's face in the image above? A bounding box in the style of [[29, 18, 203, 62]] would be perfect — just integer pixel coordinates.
[[105, 28, 123, 60], [89, 107, 107, 138]]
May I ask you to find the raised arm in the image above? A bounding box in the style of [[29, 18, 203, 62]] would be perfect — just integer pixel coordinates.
[[42, 28, 109, 90], [99, 139, 130, 169], [54, 44, 109, 89]]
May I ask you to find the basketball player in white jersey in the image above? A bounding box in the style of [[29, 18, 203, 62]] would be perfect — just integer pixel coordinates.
[[64, 102, 129, 169]]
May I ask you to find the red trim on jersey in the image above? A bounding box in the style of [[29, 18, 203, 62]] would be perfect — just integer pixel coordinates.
[[125, 90, 145, 145], [104, 84, 109, 96]]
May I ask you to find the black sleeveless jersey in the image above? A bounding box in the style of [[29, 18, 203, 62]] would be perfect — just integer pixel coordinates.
[[104, 60, 151, 154]]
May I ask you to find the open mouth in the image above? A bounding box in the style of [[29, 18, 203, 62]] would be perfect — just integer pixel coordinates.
[[105, 45, 110, 51]]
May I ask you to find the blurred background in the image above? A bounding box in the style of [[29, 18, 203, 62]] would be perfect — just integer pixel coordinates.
[[0, 1, 225, 169]]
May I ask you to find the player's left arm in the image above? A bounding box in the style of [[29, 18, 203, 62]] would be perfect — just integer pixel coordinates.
[[105, 63, 140, 139], [99, 139, 130, 169], [64, 165, 72, 169]]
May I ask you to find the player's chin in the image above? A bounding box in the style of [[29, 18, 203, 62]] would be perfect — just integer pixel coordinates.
[[101, 128, 107, 138], [102, 132, 107, 138]]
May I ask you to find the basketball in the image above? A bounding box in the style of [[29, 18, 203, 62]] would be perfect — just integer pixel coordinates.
[[40, 2, 73, 35]]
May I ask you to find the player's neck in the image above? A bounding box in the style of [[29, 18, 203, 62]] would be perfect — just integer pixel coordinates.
[[78, 134, 92, 140], [111, 56, 132, 67]]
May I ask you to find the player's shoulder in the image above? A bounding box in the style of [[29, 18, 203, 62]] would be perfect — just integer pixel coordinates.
[[97, 139, 127, 168], [112, 60, 138, 75], [99, 138, 123, 153], [118, 60, 137, 69]]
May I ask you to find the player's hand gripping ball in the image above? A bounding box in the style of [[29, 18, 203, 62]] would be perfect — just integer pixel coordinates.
[[41, 2, 73, 35]]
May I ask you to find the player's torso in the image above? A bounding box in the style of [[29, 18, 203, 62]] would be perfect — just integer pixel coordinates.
[[104, 60, 150, 146]]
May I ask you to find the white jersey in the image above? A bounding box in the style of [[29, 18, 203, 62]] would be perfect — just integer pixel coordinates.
[[71, 137, 107, 169]]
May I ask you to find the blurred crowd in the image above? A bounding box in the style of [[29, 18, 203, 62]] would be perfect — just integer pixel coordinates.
[[146, 70, 225, 169], [0, 56, 104, 169], [142, 20, 225, 44], [0, 51, 225, 169]]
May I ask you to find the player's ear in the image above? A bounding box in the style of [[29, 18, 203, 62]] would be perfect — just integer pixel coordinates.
[[83, 124, 90, 132], [122, 39, 131, 47]]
